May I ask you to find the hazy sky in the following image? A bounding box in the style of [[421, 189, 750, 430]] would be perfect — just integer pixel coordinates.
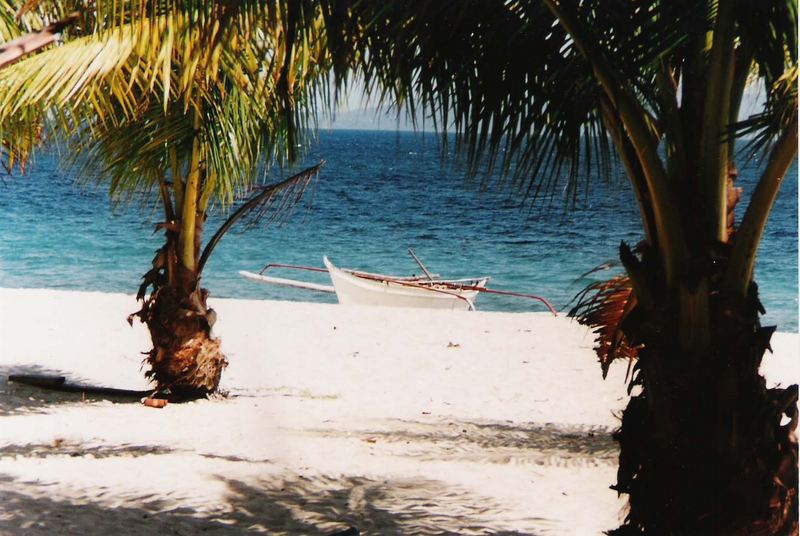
[[326, 80, 769, 131]]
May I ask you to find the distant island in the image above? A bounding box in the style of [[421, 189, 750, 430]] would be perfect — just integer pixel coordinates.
[[323, 106, 436, 132]]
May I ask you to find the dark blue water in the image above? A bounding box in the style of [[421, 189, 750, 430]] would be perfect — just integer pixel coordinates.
[[0, 129, 796, 330]]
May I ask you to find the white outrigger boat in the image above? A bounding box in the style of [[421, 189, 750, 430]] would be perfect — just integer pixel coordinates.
[[323, 256, 488, 311], [239, 250, 557, 314]]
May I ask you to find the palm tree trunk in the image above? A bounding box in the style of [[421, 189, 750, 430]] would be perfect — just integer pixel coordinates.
[[178, 110, 204, 272], [610, 247, 798, 535], [129, 222, 226, 400], [140, 267, 225, 400], [129, 113, 227, 401]]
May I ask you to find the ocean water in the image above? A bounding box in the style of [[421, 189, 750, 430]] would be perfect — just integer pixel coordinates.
[[0, 129, 796, 331]]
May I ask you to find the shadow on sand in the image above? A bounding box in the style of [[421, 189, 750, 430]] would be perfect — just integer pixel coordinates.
[[0, 468, 544, 535], [0, 441, 176, 459], [307, 418, 619, 466], [0, 365, 149, 416]]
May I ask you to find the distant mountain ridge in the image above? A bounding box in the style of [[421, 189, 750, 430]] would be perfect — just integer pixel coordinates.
[[323, 107, 436, 132]]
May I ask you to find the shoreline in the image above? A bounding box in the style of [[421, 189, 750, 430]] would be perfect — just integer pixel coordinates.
[[0, 287, 796, 534], [2, 284, 799, 330]]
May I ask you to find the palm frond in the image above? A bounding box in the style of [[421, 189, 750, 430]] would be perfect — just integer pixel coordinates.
[[737, 0, 797, 90], [0, 11, 77, 68], [322, 0, 705, 204], [0, 3, 77, 171], [569, 273, 640, 379], [734, 65, 798, 159], [0, 104, 43, 172], [197, 160, 323, 275], [0, 1, 332, 209], [0, 0, 67, 41]]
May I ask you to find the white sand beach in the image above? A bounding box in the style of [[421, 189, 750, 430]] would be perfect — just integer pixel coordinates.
[[0, 288, 796, 535]]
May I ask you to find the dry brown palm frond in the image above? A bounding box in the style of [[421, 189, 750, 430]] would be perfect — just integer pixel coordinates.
[[569, 274, 640, 379]]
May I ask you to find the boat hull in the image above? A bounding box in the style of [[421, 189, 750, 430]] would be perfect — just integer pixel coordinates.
[[324, 257, 486, 311]]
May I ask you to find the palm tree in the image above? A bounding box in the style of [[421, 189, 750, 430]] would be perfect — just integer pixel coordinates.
[[318, 1, 798, 533], [0, 1, 332, 399]]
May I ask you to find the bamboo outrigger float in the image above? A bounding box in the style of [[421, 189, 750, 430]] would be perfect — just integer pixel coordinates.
[[239, 250, 558, 315]]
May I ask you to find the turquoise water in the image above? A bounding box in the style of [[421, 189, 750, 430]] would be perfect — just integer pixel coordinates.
[[0, 129, 796, 330]]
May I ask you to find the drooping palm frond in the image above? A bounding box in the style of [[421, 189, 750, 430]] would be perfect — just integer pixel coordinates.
[[69, 102, 191, 202], [197, 161, 323, 275], [0, 106, 42, 172], [0, 1, 76, 170], [0, 1, 332, 207], [0, 13, 216, 119], [0, 0, 19, 40], [569, 273, 640, 379], [737, 0, 797, 90], [0, 0, 71, 41], [327, 0, 603, 200], [321, 0, 700, 203]]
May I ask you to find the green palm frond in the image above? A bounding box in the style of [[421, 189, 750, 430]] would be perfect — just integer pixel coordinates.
[[70, 102, 190, 200], [0, 14, 195, 120], [323, 1, 704, 200], [0, 0, 24, 41], [0, 0, 70, 40], [0, 12, 79, 69], [735, 65, 798, 158], [0, 1, 332, 205], [0, 1, 77, 170], [0, 105, 43, 172]]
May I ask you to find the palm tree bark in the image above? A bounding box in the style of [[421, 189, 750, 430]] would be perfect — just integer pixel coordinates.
[[129, 222, 226, 400], [604, 244, 798, 536], [128, 162, 321, 400], [139, 267, 225, 400], [700, 0, 736, 244]]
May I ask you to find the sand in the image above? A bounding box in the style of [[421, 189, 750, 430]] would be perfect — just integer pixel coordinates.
[[0, 288, 796, 535]]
